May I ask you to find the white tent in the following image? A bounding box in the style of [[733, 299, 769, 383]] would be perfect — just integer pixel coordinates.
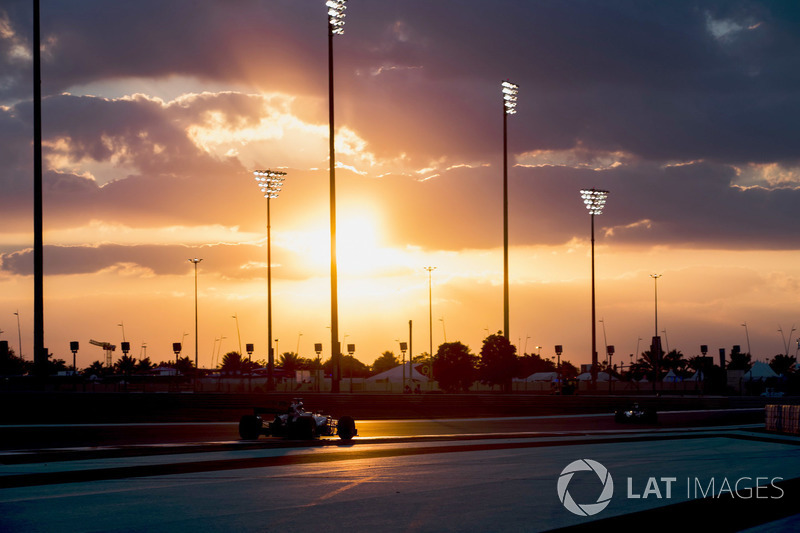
[[576, 371, 616, 381], [744, 361, 778, 380], [664, 369, 682, 382], [686, 370, 704, 381], [366, 362, 429, 383], [526, 371, 559, 382]]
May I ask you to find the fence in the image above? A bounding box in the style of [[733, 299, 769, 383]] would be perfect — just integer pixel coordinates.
[[765, 404, 800, 435]]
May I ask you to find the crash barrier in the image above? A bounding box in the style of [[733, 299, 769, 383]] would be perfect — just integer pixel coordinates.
[[765, 404, 800, 435]]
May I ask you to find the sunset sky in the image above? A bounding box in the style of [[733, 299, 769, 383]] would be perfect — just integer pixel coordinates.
[[2, 1, 800, 370]]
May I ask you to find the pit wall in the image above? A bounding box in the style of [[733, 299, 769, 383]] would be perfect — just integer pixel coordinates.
[[0, 391, 774, 425]]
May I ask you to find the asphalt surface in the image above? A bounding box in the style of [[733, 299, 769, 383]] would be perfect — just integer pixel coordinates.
[[0, 408, 764, 450], [0, 412, 796, 533]]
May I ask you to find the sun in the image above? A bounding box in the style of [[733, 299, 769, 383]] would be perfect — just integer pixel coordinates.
[[280, 211, 402, 278]]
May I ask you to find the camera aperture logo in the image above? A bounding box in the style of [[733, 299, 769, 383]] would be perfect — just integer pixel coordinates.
[[557, 459, 614, 516]]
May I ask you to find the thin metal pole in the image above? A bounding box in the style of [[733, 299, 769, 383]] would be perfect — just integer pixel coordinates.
[[409, 319, 413, 390], [234, 313, 242, 356], [502, 104, 510, 341], [429, 271, 433, 357], [425, 267, 435, 357], [653, 276, 658, 340], [193, 262, 199, 370], [33, 0, 45, 376], [15, 311, 22, 360], [651, 273, 661, 390], [328, 22, 340, 393], [267, 197, 274, 390], [590, 214, 597, 388]]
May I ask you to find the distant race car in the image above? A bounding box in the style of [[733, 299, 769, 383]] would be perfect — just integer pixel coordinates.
[[239, 398, 357, 441], [614, 403, 657, 424]]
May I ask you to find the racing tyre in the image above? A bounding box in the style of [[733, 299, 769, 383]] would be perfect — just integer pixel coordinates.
[[239, 415, 262, 440], [337, 416, 356, 441], [614, 410, 625, 423]]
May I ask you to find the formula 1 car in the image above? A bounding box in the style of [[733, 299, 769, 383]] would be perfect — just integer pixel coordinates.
[[238, 398, 357, 441], [614, 403, 657, 424]]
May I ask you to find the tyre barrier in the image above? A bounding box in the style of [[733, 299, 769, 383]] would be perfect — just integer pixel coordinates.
[[765, 404, 800, 435]]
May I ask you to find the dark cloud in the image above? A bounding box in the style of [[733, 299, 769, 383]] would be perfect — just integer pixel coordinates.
[[0, 241, 325, 281], [2, 1, 800, 253], [3, 1, 798, 165]]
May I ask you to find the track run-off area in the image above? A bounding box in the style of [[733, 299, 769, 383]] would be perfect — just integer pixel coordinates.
[[2, 409, 800, 532]]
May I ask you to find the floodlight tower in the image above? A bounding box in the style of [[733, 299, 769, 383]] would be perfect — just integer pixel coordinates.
[[254, 169, 286, 391], [501, 80, 518, 342], [580, 188, 609, 389], [424, 266, 437, 359], [327, 0, 347, 392]]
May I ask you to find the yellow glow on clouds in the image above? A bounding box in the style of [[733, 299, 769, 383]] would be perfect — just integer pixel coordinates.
[[43, 220, 261, 246]]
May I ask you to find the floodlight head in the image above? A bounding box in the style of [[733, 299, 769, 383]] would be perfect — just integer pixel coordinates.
[[502, 80, 518, 115], [580, 188, 609, 215], [327, 0, 347, 35], [254, 170, 287, 199]]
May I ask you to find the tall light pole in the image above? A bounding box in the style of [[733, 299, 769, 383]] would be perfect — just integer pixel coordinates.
[[424, 266, 437, 358], [327, 0, 347, 393], [741, 322, 752, 355], [501, 80, 518, 342], [580, 188, 609, 389], [33, 0, 45, 377], [188, 259, 202, 372], [650, 273, 662, 386], [650, 274, 662, 342], [254, 169, 286, 391], [14, 311, 22, 360], [232, 313, 242, 356], [778, 325, 795, 357], [599, 318, 608, 366]]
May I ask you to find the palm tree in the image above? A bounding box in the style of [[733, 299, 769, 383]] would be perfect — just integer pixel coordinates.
[[83, 360, 107, 379], [114, 354, 138, 377], [220, 351, 243, 374], [135, 357, 154, 373], [661, 349, 687, 373], [727, 346, 753, 371], [372, 351, 400, 374], [769, 354, 796, 375], [278, 352, 301, 374]]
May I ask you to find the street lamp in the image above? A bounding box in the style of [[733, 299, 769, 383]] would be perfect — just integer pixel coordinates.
[[741, 322, 752, 356], [650, 273, 662, 388], [398, 340, 408, 392], [69, 341, 79, 373], [254, 169, 286, 391], [599, 317, 608, 366], [424, 266, 437, 358], [188, 258, 202, 374], [501, 80, 518, 342], [13, 310, 22, 360], [555, 345, 563, 394], [326, 0, 347, 393], [580, 188, 609, 388], [232, 313, 242, 356]]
